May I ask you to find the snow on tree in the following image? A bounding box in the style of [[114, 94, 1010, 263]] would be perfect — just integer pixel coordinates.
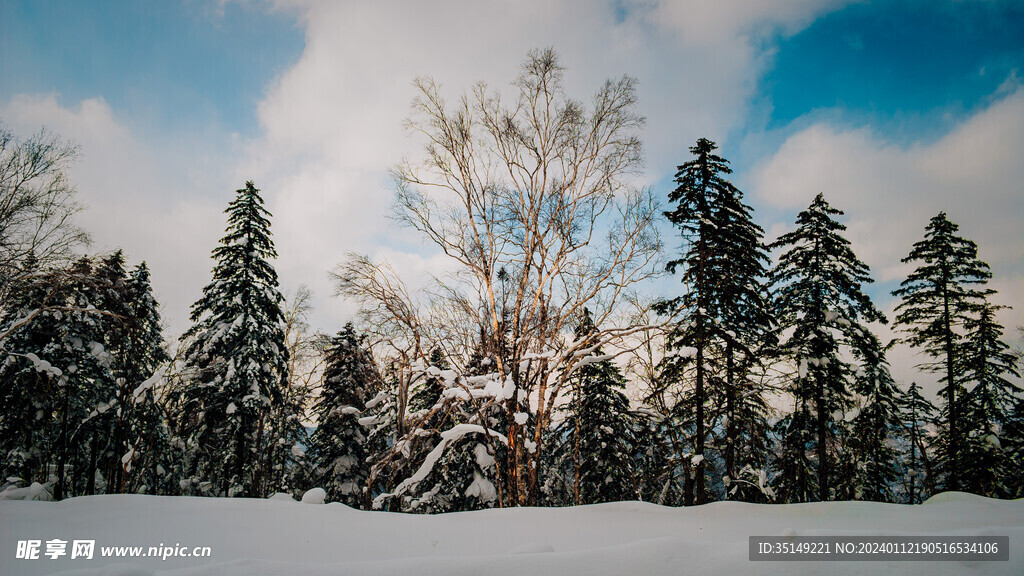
[[1001, 395, 1024, 498], [657, 137, 776, 505], [179, 181, 291, 498], [770, 193, 885, 502], [892, 212, 992, 492], [0, 256, 121, 499], [900, 381, 937, 504], [341, 48, 661, 507], [305, 324, 380, 507], [838, 330, 903, 502], [957, 299, 1021, 497], [363, 366, 402, 510], [548, 309, 639, 505]]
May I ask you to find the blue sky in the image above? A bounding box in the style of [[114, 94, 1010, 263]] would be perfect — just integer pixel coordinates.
[[2, 0, 1022, 390], [760, 0, 1024, 142], [1, 0, 303, 138]]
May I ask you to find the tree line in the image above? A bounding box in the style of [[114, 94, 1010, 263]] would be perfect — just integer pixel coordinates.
[[1, 49, 1021, 509]]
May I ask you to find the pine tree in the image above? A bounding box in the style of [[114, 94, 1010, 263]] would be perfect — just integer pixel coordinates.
[[703, 149, 776, 501], [1002, 396, 1024, 498], [118, 262, 174, 494], [93, 250, 134, 494], [553, 309, 638, 504], [0, 256, 141, 497], [306, 324, 380, 507], [770, 193, 885, 502], [401, 345, 504, 513], [901, 382, 937, 504], [842, 331, 903, 502], [180, 181, 290, 497], [892, 212, 991, 492], [958, 300, 1021, 497], [659, 137, 774, 504], [0, 255, 55, 488]]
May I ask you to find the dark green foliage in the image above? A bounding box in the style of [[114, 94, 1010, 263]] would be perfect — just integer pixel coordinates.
[[840, 331, 903, 502], [0, 257, 119, 499], [958, 301, 1020, 497], [102, 258, 171, 494], [770, 193, 884, 502], [180, 181, 291, 497], [900, 382, 937, 504], [1002, 396, 1024, 498], [306, 324, 380, 507], [551, 309, 638, 505], [892, 212, 992, 492], [658, 137, 775, 505]]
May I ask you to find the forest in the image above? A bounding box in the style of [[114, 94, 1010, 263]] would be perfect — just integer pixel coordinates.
[[1, 49, 1021, 512]]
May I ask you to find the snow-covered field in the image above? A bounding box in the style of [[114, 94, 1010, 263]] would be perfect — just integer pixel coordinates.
[[2, 492, 1021, 575]]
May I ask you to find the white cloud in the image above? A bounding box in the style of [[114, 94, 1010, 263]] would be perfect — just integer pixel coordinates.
[[752, 88, 1024, 397], [240, 0, 846, 331], [1, 94, 231, 337], [648, 0, 851, 46], [3, 1, 860, 338]]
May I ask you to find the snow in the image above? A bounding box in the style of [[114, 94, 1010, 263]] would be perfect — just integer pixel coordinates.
[[0, 492, 1020, 575], [300, 488, 326, 504]]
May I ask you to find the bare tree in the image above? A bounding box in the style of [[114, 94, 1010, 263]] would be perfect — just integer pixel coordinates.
[[282, 285, 328, 399], [336, 49, 662, 506], [0, 125, 89, 297]]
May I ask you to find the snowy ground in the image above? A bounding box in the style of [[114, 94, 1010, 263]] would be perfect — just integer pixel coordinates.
[[2, 492, 1022, 575]]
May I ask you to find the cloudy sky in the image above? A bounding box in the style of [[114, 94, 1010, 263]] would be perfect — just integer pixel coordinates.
[[2, 0, 1022, 394]]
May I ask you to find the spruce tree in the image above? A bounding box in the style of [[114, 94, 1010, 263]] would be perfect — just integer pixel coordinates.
[[114, 262, 176, 494], [364, 364, 402, 510], [901, 382, 937, 504], [770, 193, 884, 502], [306, 324, 379, 507], [93, 250, 134, 494], [553, 309, 638, 504], [709, 183, 776, 501], [660, 137, 774, 504], [0, 256, 55, 488], [842, 330, 903, 501], [892, 212, 991, 492], [401, 345, 504, 513], [958, 300, 1020, 497], [180, 181, 290, 497], [1002, 396, 1024, 498]]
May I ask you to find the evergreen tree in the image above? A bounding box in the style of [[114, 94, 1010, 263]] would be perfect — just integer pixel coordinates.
[[900, 382, 937, 504], [892, 212, 991, 492], [842, 331, 903, 502], [770, 193, 885, 502], [118, 262, 174, 495], [92, 250, 134, 494], [306, 324, 380, 507], [553, 309, 638, 504], [180, 181, 290, 497], [0, 255, 165, 498], [958, 300, 1021, 497], [0, 255, 55, 488], [659, 137, 774, 504], [401, 344, 504, 513], [1001, 396, 1024, 498], [772, 404, 818, 503], [705, 153, 776, 501]]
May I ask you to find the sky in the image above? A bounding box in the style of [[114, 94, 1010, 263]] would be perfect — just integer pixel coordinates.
[[2, 0, 1022, 397]]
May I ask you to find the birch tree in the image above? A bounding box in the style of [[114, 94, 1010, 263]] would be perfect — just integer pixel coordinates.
[[336, 48, 660, 506]]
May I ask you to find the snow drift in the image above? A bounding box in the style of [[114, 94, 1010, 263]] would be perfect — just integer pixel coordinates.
[[1, 492, 1021, 575]]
